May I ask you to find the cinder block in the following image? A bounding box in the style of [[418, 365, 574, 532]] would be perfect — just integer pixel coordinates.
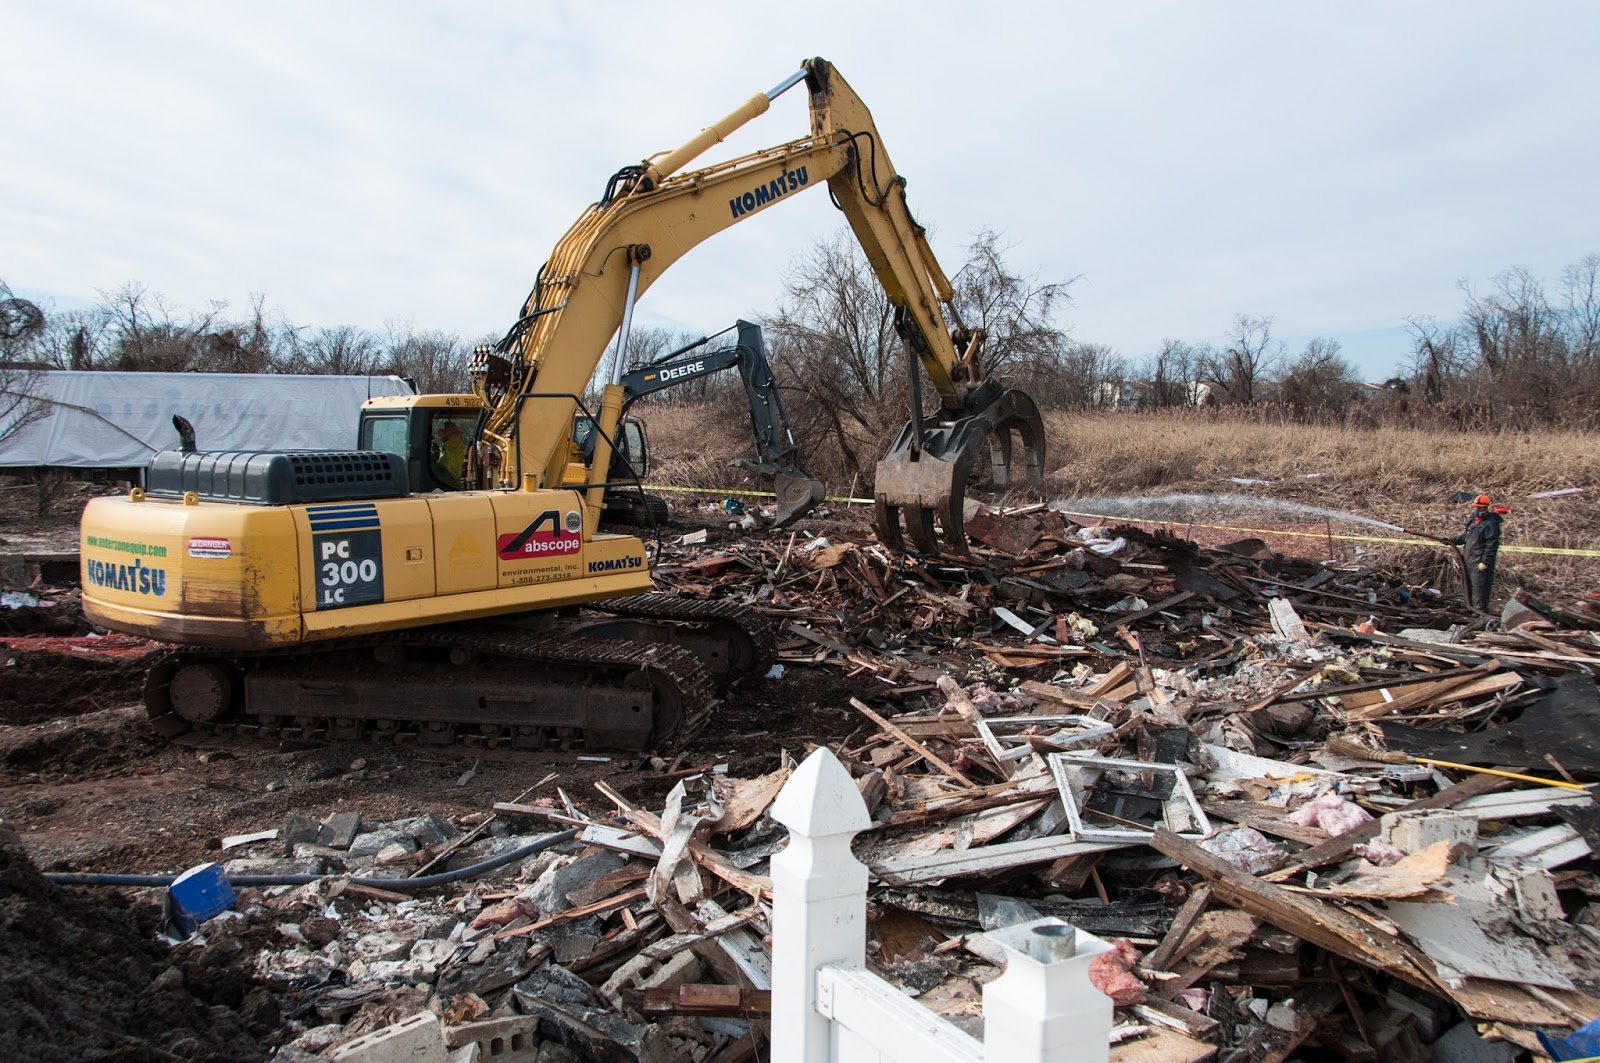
[[331, 1011, 449, 1063], [444, 1016, 538, 1063], [1380, 809, 1477, 855]]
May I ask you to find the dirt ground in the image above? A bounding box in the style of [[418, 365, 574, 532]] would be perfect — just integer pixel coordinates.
[[0, 624, 875, 1062]]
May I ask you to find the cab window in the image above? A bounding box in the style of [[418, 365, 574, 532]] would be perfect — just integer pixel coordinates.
[[361, 416, 408, 458]]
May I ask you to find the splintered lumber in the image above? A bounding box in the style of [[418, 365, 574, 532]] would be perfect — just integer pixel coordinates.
[[1344, 661, 1502, 719], [850, 698, 977, 787], [620, 808, 771, 898], [1150, 829, 1437, 991], [1087, 661, 1136, 700], [1110, 591, 1196, 629], [1019, 680, 1105, 711], [491, 887, 649, 940], [1143, 886, 1212, 974]]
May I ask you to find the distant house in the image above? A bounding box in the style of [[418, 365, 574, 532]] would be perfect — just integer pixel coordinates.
[[1094, 379, 1153, 410]]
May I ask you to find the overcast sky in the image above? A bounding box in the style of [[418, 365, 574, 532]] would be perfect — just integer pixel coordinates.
[[6, 1, 1598, 380]]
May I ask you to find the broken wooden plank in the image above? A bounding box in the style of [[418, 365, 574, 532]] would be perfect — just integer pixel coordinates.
[[1110, 592, 1196, 630], [850, 698, 977, 788], [870, 837, 1124, 886], [1143, 886, 1212, 974], [1345, 661, 1503, 719], [1150, 828, 1437, 991], [491, 887, 649, 940]]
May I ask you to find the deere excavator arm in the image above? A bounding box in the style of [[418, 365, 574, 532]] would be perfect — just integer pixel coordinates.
[[486, 58, 1043, 552], [619, 320, 825, 525]]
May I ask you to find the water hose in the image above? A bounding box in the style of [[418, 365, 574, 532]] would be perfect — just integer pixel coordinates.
[[42, 827, 579, 890]]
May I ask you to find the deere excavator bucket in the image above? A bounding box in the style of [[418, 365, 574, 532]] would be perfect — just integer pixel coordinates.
[[873, 388, 1045, 554], [772, 471, 826, 527]]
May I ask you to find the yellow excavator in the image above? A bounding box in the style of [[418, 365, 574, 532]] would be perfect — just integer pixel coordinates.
[[78, 58, 1046, 751]]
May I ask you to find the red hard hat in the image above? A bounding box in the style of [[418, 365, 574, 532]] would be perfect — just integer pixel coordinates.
[[1472, 494, 1491, 507]]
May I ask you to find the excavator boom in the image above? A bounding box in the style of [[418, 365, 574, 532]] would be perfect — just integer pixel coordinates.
[[481, 58, 1044, 552]]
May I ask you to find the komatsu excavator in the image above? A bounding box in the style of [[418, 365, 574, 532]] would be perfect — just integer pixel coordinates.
[[78, 58, 1046, 751]]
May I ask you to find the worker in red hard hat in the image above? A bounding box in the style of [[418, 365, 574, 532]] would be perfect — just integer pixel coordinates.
[[1444, 494, 1505, 612]]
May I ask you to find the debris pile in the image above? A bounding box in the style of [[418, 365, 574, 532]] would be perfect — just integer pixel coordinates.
[[9, 502, 1600, 1060]]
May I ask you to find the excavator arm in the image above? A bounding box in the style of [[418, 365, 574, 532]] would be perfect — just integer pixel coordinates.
[[617, 320, 824, 525], [481, 58, 1044, 552]]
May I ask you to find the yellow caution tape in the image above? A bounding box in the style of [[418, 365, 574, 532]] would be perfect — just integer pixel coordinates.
[[641, 484, 875, 506], [641, 486, 1600, 559]]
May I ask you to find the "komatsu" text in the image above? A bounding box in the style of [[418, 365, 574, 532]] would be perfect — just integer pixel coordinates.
[[729, 166, 808, 218]]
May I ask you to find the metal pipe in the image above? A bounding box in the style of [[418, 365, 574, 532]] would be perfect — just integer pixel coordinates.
[[1028, 922, 1078, 963], [43, 828, 580, 891], [765, 68, 807, 101], [610, 260, 643, 386]]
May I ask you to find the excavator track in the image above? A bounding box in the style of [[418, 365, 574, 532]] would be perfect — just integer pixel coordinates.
[[142, 620, 715, 753], [579, 593, 776, 687]]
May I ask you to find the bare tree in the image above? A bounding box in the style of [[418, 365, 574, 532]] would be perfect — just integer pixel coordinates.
[[949, 229, 1076, 387], [0, 282, 48, 450], [1278, 337, 1357, 416], [383, 325, 468, 394], [288, 324, 382, 375], [1404, 315, 1464, 404], [1200, 314, 1282, 404], [1561, 253, 1600, 368], [1146, 339, 1204, 407], [765, 232, 902, 484]]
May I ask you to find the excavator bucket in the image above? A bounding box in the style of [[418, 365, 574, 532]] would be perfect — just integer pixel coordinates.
[[873, 388, 1045, 554], [772, 471, 826, 527]]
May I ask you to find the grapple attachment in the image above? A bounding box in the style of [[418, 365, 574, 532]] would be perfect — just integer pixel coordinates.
[[873, 387, 1045, 554], [772, 471, 826, 527]]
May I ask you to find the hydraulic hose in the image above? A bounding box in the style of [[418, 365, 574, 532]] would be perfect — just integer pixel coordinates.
[[42, 827, 580, 891]]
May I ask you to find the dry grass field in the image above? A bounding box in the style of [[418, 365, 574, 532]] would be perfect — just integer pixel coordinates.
[[641, 399, 1600, 601]]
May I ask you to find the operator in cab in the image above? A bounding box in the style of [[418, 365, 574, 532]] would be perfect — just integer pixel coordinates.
[[434, 419, 467, 489]]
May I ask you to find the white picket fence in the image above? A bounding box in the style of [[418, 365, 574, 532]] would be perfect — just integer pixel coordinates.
[[770, 748, 1114, 1063]]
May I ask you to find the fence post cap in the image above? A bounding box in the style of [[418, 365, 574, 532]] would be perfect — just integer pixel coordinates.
[[985, 916, 1113, 968], [771, 747, 872, 837]]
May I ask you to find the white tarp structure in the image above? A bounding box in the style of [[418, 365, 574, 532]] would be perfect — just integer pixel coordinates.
[[0, 371, 415, 470]]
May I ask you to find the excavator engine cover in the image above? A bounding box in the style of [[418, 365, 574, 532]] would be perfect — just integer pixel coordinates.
[[873, 387, 1045, 554]]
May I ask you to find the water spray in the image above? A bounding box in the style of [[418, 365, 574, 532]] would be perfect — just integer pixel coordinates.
[[1053, 492, 1405, 532]]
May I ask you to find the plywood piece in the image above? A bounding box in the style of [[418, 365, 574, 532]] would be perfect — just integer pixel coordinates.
[[713, 768, 790, 833], [1285, 842, 1452, 900], [1382, 869, 1576, 990], [1446, 980, 1600, 1027], [1109, 1026, 1217, 1063]]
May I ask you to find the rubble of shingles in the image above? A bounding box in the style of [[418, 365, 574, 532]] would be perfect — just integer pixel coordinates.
[[132, 505, 1600, 1060]]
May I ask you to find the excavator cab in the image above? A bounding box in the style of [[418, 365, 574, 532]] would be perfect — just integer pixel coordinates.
[[357, 395, 488, 493], [571, 415, 649, 481]]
